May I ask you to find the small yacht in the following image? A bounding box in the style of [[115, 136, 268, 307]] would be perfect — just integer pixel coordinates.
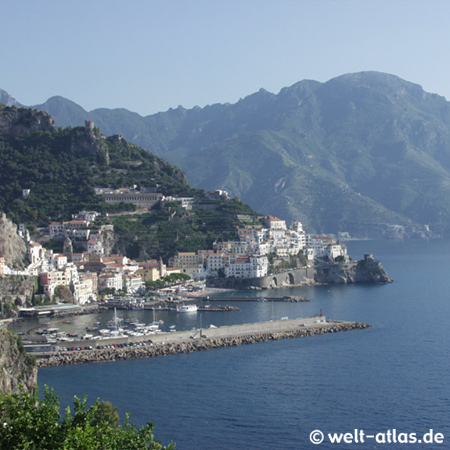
[[179, 304, 198, 313]]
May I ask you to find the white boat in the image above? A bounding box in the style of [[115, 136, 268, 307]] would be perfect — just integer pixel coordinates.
[[179, 304, 198, 313]]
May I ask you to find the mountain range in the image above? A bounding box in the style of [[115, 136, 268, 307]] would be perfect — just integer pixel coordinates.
[[4, 71, 450, 237]]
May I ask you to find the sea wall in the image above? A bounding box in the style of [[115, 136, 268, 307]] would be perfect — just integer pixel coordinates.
[[208, 267, 316, 290], [37, 319, 371, 368]]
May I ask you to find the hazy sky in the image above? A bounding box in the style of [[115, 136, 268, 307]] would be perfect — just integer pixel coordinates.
[[2, 0, 450, 116]]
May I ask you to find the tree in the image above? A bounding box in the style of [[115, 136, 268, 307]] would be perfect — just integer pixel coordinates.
[[0, 386, 176, 450], [90, 400, 120, 428], [53, 285, 73, 303]]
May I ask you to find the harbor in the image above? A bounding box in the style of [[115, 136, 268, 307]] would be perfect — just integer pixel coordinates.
[[35, 316, 372, 367]]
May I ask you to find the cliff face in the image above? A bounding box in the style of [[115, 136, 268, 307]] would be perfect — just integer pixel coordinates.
[[0, 328, 37, 393], [0, 104, 55, 138], [0, 275, 36, 311], [314, 254, 393, 284], [0, 212, 27, 269]]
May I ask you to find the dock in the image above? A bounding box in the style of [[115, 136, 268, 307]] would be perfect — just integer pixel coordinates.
[[195, 295, 311, 302], [36, 316, 372, 367]]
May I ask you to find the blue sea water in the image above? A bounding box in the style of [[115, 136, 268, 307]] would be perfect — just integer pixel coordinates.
[[38, 240, 450, 449]]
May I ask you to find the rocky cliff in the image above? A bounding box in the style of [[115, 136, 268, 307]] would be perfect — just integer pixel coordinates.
[[0, 104, 54, 138], [0, 328, 37, 393], [314, 254, 393, 284], [0, 212, 27, 269], [0, 275, 37, 312]]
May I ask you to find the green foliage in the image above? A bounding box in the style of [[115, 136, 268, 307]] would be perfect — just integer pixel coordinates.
[[145, 272, 190, 288], [217, 198, 256, 215], [268, 255, 298, 273], [90, 400, 120, 428], [0, 386, 176, 450], [112, 207, 242, 261], [99, 287, 116, 296], [0, 107, 194, 226]]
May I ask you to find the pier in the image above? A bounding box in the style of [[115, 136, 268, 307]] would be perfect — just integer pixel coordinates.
[[197, 295, 311, 302], [36, 316, 372, 367]]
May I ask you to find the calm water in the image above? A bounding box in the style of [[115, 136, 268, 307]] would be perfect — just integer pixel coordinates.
[[38, 240, 450, 449]]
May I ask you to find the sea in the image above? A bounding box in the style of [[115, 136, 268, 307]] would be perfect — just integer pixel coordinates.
[[37, 240, 450, 450]]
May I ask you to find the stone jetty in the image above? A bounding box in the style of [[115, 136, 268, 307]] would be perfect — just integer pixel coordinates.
[[36, 317, 371, 368]]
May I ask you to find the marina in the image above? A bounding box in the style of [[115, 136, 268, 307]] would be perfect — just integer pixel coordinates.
[[16, 301, 240, 346], [35, 316, 371, 366]]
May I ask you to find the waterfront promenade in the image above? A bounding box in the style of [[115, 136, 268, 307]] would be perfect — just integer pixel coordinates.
[[36, 316, 372, 367]]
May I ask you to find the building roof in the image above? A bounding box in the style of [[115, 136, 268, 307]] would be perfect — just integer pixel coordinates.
[[267, 215, 283, 221]]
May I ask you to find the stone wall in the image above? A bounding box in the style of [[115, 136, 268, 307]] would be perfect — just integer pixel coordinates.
[[208, 267, 316, 290]]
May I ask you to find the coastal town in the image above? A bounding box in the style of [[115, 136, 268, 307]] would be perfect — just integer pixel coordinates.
[[0, 204, 349, 308], [0, 115, 385, 362]]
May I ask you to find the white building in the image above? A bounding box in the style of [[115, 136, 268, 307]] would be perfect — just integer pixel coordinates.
[[87, 239, 104, 255], [264, 215, 287, 230], [225, 256, 268, 279], [206, 253, 230, 276], [52, 254, 68, 270], [72, 211, 100, 222], [122, 274, 144, 294], [27, 242, 45, 264], [98, 272, 123, 292], [290, 220, 304, 234], [322, 243, 348, 260], [73, 276, 95, 305]]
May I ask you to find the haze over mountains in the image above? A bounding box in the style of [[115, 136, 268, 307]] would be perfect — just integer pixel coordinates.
[[4, 71, 450, 237]]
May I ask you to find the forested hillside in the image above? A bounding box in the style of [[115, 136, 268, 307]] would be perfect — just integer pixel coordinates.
[[0, 104, 194, 226], [23, 71, 450, 237], [0, 105, 257, 259]]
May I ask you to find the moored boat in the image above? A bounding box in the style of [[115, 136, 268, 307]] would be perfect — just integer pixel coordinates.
[[178, 304, 198, 313]]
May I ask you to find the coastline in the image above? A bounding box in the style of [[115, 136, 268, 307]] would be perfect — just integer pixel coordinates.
[[37, 317, 372, 368]]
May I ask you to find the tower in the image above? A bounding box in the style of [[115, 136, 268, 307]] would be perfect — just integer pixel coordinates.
[[63, 237, 73, 262]]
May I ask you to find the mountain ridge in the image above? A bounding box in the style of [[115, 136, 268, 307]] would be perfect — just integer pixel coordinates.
[[5, 71, 450, 237]]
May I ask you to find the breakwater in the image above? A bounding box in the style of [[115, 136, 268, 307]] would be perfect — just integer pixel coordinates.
[[199, 295, 310, 302], [36, 317, 372, 368]]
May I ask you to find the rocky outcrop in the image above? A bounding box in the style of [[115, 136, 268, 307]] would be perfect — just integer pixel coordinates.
[[208, 267, 316, 290], [0, 275, 36, 311], [100, 225, 116, 256], [0, 212, 27, 269], [0, 328, 37, 393], [0, 105, 54, 138], [314, 254, 393, 284], [37, 321, 371, 367]]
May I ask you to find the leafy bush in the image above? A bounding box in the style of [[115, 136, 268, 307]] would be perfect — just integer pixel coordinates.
[[0, 386, 176, 450]]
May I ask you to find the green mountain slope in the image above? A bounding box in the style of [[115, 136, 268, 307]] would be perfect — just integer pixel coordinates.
[[22, 71, 450, 236], [0, 104, 194, 226], [0, 104, 258, 259]]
